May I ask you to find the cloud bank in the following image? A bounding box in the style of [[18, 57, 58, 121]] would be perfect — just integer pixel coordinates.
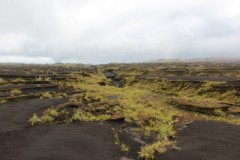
[[0, 0, 239, 64], [0, 56, 54, 64]]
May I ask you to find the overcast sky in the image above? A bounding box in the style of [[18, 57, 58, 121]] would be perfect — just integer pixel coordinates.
[[0, 0, 239, 64]]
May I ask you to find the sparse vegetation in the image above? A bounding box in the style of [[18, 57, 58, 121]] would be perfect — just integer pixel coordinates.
[[40, 114, 54, 123], [138, 140, 176, 160], [0, 99, 7, 103], [112, 127, 129, 153], [28, 113, 41, 126], [44, 108, 59, 117], [40, 92, 67, 99], [40, 92, 53, 99], [10, 89, 22, 95], [70, 109, 111, 122], [0, 78, 4, 83], [1, 63, 239, 159], [35, 69, 179, 158]]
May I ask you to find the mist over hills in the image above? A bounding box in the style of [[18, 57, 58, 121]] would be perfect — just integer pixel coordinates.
[[0, 57, 240, 65], [145, 57, 240, 63]]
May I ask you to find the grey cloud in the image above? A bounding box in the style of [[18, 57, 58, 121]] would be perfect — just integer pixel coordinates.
[[0, 0, 239, 64]]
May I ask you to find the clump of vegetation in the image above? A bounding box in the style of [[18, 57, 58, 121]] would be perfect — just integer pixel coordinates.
[[120, 144, 129, 152], [0, 99, 7, 103], [0, 78, 4, 83], [44, 108, 59, 117], [12, 78, 25, 82], [40, 92, 67, 99], [70, 109, 111, 122], [40, 114, 54, 123], [35, 75, 51, 81], [28, 113, 41, 126], [213, 109, 226, 116], [138, 146, 155, 160], [39, 108, 60, 124], [40, 92, 53, 99], [10, 89, 22, 95], [28, 108, 61, 126], [138, 140, 176, 160]]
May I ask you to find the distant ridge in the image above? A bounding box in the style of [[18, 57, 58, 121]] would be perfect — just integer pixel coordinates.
[[146, 57, 240, 63]]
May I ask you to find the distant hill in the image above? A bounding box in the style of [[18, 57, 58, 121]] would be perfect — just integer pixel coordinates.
[[146, 57, 240, 63]]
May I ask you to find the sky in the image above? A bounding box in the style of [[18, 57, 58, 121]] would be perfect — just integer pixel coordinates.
[[0, 0, 239, 64]]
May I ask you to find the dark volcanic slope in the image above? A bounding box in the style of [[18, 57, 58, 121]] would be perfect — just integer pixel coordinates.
[[0, 123, 121, 160], [160, 121, 240, 160], [0, 98, 67, 133], [0, 98, 122, 160], [0, 98, 240, 160]]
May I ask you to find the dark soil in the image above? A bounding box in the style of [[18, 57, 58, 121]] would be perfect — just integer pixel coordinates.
[[160, 121, 240, 160], [0, 98, 133, 160], [0, 84, 58, 92], [0, 123, 122, 160], [0, 98, 239, 160], [0, 98, 67, 133]]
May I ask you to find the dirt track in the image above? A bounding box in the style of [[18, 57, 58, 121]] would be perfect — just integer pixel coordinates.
[[0, 98, 240, 160]]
